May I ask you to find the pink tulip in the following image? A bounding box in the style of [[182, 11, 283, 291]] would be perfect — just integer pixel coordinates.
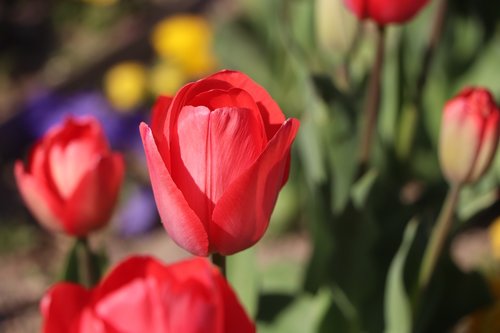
[[41, 256, 255, 333], [439, 87, 500, 185], [140, 70, 299, 256], [344, 0, 429, 25], [15, 117, 124, 236]]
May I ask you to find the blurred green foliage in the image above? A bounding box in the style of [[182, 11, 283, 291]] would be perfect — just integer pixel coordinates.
[[214, 0, 500, 331], [2, 0, 500, 331]]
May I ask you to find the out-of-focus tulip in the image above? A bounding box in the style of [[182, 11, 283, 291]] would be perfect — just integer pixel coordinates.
[[41, 256, 255, 333], [15, 117, 124, 236], [439, 87, 500, 185], [149, 61, 187, 96], [104, 61, 148, 111], [151, 15, 216, 77], [343, 0, 429, 25], [140, 70, 300, 256], [316, 0, 358, 55]]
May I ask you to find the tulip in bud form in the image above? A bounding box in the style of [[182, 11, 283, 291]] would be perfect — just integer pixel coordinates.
[[439, 87, 500, 185], [15, 117, 125, 236]]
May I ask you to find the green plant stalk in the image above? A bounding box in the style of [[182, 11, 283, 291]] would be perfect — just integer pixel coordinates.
[[418, 183, 461, 292], [212, 253, 226, 278], [399, 0, 448, 160], [77, 237, 99, 288], [358, 25, 385, 174]]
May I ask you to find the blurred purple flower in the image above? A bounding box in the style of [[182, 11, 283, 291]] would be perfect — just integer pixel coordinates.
[[0, 90, 147, 160], [23, 90, 146, 150], [116, 185, 159, 237]]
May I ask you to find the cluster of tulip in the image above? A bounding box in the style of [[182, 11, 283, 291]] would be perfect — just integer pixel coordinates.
[[11, 0, 500, 332], [15, 70, 299, 332]]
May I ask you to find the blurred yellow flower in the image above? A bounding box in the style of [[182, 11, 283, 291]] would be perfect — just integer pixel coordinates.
[[104, 61, 147, 112], [456, 302, 500, 333], [488, 217, 500, 260], [455, 220, 500, 332], [149, 61, 187, 97], [455, 273, 500, 333], [151, 15, 216, 77]]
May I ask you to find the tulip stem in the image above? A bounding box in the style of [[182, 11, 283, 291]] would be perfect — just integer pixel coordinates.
[[418, 183, 461, 293], [400, 0, 448, 159], [77, 237, 99, 288], [358, 24, 385, 177], [212, 253, 226, 278]]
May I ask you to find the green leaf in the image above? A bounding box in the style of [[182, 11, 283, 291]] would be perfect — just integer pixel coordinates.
[[297, 115, 328, 186], [351, 168, 378, 209], [227, 247, 259, 318], [61, 239, 81, 284], [328, 106, 358, 213], [414, 257, 493, 332], [319, 285, 362, 333], [384, 219, 418, 333], [258, 289, 331, 333], [60, 239, 108, 286]]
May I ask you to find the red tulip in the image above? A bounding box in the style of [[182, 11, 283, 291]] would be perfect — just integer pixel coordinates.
[[439, 87, 500, 185], [15, 117, 124, 236], [344, 0, 429, 25], [41, 256, 255, 333], [140, 70, 299, 256]]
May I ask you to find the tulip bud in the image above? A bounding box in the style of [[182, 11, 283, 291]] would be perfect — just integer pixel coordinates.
[[15, 117, 125, 236], [343, 0, 429, 25], [439, 87, 500, 185]]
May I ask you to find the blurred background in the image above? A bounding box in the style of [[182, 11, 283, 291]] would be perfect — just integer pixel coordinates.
[[1, 0, 500, 332]]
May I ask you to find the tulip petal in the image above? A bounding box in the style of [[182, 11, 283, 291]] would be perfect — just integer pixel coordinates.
[[97, 278, 165, 333], [345, 0, 429, 24], [28, 140, 52, 185], [168, 279, 219, 333], [211, 118, 299, 255], [97, 256, 166, 298], [214, 269, 256, 333], [170, 105, 267, 231], [158, 79, 234, 158], [14, 161, 64, 232], [157, 70, 284, 161], [166, 259, 225, 333], [41, 283, 90, 333], [151, 96, 174, 169], [95, 258, 173, 333], [202, 70, 285, 139], [469, 111, 500, 181], [166, 257, 255, 332], [49, 139, 101, 199], [189, 88, 260, 113], [64, 153, 124, 236], [439, 99, 482, 183], [140, 123, 209, 256]]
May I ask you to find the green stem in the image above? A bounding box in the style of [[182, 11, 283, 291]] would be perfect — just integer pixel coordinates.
[[358, 25, 385, 176], [77, 237, 99, 288], [339, 22, 363, 89], [418, 183, 461, 292], [401, 0, 448, 159], [211, 253, 226, 278], [415, 0, 448, 106]]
